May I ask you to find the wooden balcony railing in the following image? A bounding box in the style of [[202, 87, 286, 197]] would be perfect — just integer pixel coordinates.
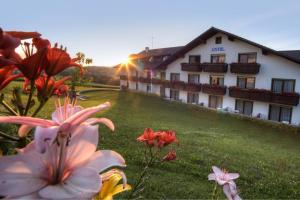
[[184, 83, 201, 92], [181, 63, 202, 72], [138, 77, 151, 83], [170, 80, 185, 90], [202, 84, 227, 95], [120, 75, 128, 80], [201, 63, 228, 73], [128, 76, 138, 82], [230, 63, 260, 74], [229, 87, 300, 106]]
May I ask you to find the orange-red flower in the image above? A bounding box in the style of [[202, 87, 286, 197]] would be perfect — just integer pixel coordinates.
[[16, 49, 47, 80], [32, 37, 50, 51], [137, 128, 158, 146], [43, 47, 82, 76], [26, 75, 71, 98], [163, 150, 177, 161], [157, 130, 178, 148], [0, 66, 22, 91]]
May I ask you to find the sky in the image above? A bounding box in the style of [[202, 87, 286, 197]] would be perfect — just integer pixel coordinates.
[[1, 0, 300, 66]]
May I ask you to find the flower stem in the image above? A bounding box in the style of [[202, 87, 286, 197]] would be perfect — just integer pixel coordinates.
[[24, 80, 35, 116], [0, 130, 19, 141], [1, 100, 19, 116]]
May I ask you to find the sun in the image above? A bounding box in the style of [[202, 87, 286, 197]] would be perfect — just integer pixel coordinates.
[[121, 56, 131, 65]]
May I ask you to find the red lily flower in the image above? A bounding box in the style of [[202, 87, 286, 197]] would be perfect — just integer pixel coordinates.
[[33, 75, 71, 98], [43, 47, 83, 76], [157, 130, 178, 148], [5, 31, 41, 40], [163, 150, 177, 161], [137, 128, 158, 146], [32, 37, 50, 51], [0, 66, 22, 91], [16, 48, 47, 80]]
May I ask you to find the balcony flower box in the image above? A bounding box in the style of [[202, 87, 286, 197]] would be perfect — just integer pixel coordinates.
[[184, 83, 201, 92], [170, 80, 185, 90], [181, 63, 202, 72], [230, 63, 260, 74], [271, 92, 300, 106], [139, 77, 151, 83], [128, 76, 138, 82], [120, 75, 128, 80], [201, 63, 228, 73], [228, 87, 250, 99], [152, 78, 161, 84], [202, 84, 226, 95], [161, 80, 170, 87], [248, 88, 272, 102]]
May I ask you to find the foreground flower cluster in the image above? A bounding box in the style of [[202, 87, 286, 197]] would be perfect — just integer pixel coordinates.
[[0, 100, 128, 199]]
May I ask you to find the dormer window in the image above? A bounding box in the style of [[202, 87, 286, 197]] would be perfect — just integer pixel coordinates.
[[215, 36, 222, 44], [189, 55, 201, 64]]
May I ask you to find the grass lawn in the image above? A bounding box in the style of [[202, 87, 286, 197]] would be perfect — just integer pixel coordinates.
[[1, 86, 300, 199]]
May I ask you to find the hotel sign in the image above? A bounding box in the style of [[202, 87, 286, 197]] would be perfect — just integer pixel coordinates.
[[212, 47, 225, 52]]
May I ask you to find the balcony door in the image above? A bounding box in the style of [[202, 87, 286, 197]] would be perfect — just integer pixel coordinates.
[[211, 54, 225, 63], [170, 89, 179, 100], [209, 95, 223, 109], [170, 73, 180, 81], [210, 76, 224, 86], [188, 74, 200, 84], [269, 105, 292, 123], [271, 79, 295, 93]]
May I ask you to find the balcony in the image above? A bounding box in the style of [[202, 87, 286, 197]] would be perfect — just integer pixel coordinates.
[[229, 87, 271, 102], [201, 63, 228, 73], [184, 83, 201, 92], [230, 63, 260, 74], [271, 92, 299, 106], [138, 77, 151, 83], [170, 80, 185, 90], [228, 87, 300, 106], [120, 75, 128, 80], [161, 80, 170, 87], [152, 78, 161, 84], [128, 76, 138, 82], [202, 84, 227, 95], [181, 63, 202, 72]]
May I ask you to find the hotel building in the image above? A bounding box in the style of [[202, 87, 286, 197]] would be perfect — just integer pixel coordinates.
[[119, 27, 300, 125]]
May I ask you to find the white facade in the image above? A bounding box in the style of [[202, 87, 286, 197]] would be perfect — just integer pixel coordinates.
[[120, 31, 300, 126]]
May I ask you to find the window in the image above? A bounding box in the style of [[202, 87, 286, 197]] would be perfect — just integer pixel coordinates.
[[160, 86, 165, 97], [188, 74, 200, 84], [146, 84, 151, 93], [215, 36, 222, 44], [170, 73, 180, 81], [210, 76, 224, 86], [238, 53, 257, 63], [187, 92, 199, 104], [272, 79, 295, 93], [170, 89, 179, 100], [235, 100, 253, 116], [269, 105, 292, 123], [136, 82, 138, 90], [237, 76, 255, 89], [160, 72, 166, 80], [189, 55, 201, 64], [209, 95, 223, 109], [211, 54, 225, 63]]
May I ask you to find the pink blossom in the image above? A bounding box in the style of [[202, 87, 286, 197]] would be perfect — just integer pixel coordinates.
[[0, 100, 126, 199], [208, 166, 241, 200]]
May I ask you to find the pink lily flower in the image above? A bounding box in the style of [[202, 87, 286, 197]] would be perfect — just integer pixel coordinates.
[[0, 100, 126, 199], [208, 166, 241, 200]]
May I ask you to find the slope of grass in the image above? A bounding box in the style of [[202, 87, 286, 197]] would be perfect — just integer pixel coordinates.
[[1, 87, 300, 199]]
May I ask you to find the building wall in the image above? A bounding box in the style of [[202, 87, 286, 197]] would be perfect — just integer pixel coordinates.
[[122, 33, 300, 125]]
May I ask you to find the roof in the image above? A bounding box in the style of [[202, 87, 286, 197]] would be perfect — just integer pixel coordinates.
[[156, 27, 300, 70], [278, 50, 300, 62], [130, 46, 183, 59]]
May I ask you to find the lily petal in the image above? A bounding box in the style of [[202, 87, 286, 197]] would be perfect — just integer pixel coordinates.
[[208, 173, 216, 181], [64, 125, 99, 170], [18, 125, 33, 138], [64, 102, 110, 126], [85, 150, 126, 173], [228, 173, 239, 180], [223, 184, 233, 200], [34, 126, 59, 153], [85, 118, 115, 131], [0, 116, 56, 127], [0, 154, 48, 197]]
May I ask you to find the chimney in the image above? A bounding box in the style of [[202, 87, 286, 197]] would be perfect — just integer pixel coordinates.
[[145, 47, 150, 53]]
